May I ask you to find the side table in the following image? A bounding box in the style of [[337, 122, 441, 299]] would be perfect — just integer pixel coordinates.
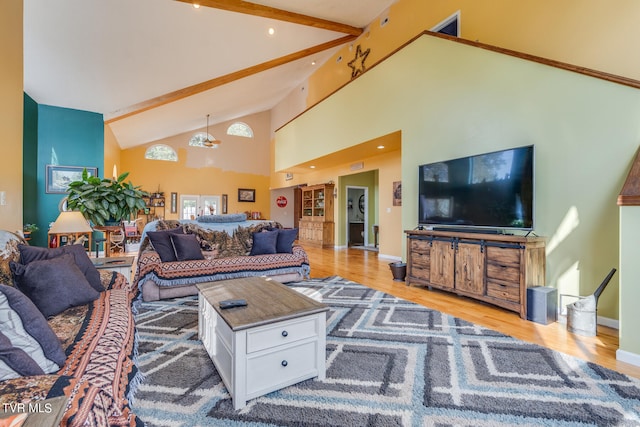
[[92, 255, 135, 282]]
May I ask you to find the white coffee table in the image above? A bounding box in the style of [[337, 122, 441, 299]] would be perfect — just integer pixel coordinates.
[[197, 276, 328, 410]]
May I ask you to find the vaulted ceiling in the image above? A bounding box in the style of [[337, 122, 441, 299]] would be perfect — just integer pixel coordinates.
[[24, 0, 396, 149]]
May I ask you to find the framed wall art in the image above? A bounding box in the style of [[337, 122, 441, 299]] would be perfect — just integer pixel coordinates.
[[170, 192, 178, 213], [222, 194, 228, 214], [393, 181, 402, 206], [46, 165, 98, 194], [238, 188, 255, 202]]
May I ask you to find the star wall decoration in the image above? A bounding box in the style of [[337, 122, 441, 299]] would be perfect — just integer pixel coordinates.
[[348, 44, 371, 79]]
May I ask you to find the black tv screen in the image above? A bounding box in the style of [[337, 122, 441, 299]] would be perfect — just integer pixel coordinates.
[[418, 145, 534, 230]]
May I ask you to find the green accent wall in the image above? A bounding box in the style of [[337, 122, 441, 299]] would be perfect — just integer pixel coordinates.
[[23, 94, 38, 234], [24, 102, 104, 247]]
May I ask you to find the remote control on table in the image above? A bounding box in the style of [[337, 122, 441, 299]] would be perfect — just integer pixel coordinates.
[[219, 299, 248, 309]]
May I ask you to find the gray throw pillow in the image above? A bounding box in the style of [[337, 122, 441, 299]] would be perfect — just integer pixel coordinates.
[[11, 254, 100, 318], [147, 227, 185, 262], [170, 234, 205, 261], [17, 244, 103, 293], [0, 284, 66, 380]]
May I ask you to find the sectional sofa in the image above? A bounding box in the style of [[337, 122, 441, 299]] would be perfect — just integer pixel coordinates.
[[0, 230, 142, 426], [135, 217, 310, 301]]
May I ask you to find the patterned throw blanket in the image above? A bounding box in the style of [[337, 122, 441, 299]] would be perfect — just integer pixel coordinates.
[[135, 220, 310, 290]]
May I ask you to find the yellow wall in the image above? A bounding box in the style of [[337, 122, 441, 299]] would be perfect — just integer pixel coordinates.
[[0, 0, 23, 232], [306, 0, 640, 110], [276, 34, 640, 322], [271, 148, 402, 258], [120, 112, 272, 222]]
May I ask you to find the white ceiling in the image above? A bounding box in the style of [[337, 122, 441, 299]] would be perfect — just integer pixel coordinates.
[[24, 0, 396, 149]]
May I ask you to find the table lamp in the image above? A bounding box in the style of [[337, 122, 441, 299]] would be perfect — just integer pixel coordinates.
[[49, 211, 93, 244]]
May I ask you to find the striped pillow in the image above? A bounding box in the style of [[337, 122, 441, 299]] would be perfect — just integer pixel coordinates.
[[0, 284, 65, 380]]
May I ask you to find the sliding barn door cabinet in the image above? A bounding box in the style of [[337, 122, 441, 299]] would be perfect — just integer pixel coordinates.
[[405, 229, 546, 318]]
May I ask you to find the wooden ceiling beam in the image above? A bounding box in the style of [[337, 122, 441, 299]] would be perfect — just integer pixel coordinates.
[[174, 0, 363, 36], [105, 35, 356, 123]]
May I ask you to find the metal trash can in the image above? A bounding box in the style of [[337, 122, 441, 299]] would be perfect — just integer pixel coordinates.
[[567, 298, 597, 336], [389, 262, 406, 281], [566, 268, 616, 337]]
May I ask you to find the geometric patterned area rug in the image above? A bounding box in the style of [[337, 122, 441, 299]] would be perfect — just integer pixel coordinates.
[[131, 276, 640, 426]]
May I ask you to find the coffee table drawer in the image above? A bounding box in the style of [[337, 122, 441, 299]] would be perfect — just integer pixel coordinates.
[[246, 340, 319, 396], [247, 317, 319, 353]]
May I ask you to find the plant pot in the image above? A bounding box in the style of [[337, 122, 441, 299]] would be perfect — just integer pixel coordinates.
[[389, 262, 406, 281]]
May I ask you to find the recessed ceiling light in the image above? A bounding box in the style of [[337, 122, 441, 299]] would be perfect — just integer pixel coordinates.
[[268, 27, 276, 36], [193, 3, 200, 8], [377, 145, 385, 149], [310, 165, 316, 169], [311, 60, 316, 66]]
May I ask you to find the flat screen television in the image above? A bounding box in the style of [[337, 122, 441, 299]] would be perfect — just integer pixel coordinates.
[[418, 145, 534, 231]]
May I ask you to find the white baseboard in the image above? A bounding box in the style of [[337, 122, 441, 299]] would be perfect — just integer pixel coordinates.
[[378, 253, 401, 261], [617, 349, 640, 367], [597, 315, 619, 330]]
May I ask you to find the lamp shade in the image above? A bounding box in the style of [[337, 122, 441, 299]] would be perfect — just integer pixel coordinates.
[[49, 211, 93, 234]]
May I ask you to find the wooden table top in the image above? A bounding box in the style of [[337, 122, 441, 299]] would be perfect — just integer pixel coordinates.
[[197, 276, 328, 331]]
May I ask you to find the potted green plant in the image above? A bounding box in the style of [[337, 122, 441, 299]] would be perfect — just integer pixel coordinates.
[[66, 169, 148, 226], [23, 223, 38, 239]]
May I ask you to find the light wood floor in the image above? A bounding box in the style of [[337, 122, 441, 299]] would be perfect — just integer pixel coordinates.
[[303, 244, 640, 380]]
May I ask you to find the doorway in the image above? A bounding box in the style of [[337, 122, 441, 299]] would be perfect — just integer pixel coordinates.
[[346, 186, 368, 246]]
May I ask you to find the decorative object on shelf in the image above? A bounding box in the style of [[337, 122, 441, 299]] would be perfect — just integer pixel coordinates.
[[238, 188, 255, 202], [58, 196, 69, 212], [393, 181, 402, 206], [66, 169, 148, 226], [348, 44, 370, 79], [46, 165, 98, 194], [23, 223, 38, 240], [170, 192, 177, 213]]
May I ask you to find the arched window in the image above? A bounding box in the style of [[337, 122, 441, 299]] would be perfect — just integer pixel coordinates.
[[145, 144, 178, 161], [189, 132, 220, 148], [226, 122, 253, 138]]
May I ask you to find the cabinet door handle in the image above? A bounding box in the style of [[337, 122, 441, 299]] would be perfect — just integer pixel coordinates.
[[281, 330, 288, 337], [281, 360, 288, 367]]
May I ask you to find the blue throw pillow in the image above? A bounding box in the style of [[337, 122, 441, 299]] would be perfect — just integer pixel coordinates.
[[17, 244, 103, 293], [147, 227, 185, 262], [11, 254, 100, 318], [170, 233, 205, 261], [250, 230, 278, 256], [0, 284, 66, 380], [275, 228, 298, 254]]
